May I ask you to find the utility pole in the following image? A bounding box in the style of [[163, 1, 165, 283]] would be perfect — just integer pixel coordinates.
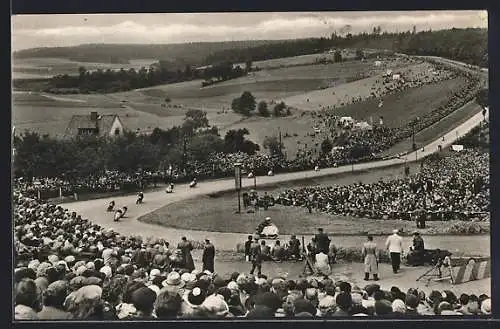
[[182, 134, 187, 176], [278, 127, 282, 162]]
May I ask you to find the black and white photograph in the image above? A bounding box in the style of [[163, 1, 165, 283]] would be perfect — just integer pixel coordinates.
[[11, 10, 490, 320]]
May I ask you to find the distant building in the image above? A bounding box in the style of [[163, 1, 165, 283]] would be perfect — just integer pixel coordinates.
[[64, 111, 124, 139]]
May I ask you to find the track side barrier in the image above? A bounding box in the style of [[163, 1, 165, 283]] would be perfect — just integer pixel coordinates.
[[451, 258, 491, 284]]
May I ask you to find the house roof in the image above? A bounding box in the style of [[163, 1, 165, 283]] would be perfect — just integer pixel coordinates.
[[64, 114, 119, 138]]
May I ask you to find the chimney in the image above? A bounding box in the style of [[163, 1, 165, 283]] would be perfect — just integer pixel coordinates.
[[90, 112, 98, 121]]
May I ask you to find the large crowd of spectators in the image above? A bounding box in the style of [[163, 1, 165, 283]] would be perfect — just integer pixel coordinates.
[[13, 187, 491, 320], [275, 149, 489, 221]]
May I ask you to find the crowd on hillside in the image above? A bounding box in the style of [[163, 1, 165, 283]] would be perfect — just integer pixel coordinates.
[[13, 189, 491, 320], [275, 149, 489, 221], [14, 60, 484, 201]]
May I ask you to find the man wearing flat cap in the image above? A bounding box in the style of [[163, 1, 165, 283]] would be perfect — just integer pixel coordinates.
[[202, 239, 215, 274]]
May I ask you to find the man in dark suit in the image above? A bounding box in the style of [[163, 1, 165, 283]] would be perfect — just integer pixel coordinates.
[[177, 237, 195, 271], [244, 235, 253, 262], [315, 228, 330, 254], [250, 237, 262, 276], [202, 239, 215, 273]]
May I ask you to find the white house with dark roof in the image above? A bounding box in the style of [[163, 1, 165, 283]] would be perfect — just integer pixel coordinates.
[[64, 111, 124, 139]]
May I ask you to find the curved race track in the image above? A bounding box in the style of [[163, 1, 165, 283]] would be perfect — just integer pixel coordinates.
[[63, 106, 488, 252]]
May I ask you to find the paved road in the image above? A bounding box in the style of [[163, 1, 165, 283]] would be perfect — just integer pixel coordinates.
[[64, 107, 488, 250]]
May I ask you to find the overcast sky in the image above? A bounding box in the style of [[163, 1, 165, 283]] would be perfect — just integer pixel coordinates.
[[12, 11, 487, 51]]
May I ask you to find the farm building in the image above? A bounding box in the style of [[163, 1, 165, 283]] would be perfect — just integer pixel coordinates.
[[64, 111, 125, 139]]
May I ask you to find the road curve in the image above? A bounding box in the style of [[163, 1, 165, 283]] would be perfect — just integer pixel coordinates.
[[63, 104, 487, 250]]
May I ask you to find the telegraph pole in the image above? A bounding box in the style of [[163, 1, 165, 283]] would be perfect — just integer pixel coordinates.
[[182, 134, 187, 176], [278, 127, 282, 162]]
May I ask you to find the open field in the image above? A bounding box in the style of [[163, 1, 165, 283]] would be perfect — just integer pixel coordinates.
[[12, 57, 157, 79], [12, 54, 477, 160], [123, 57, 418, 109]]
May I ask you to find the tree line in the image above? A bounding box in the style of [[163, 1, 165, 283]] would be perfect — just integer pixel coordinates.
[[13, 110, 260, 180], [206, 28, 487, 67]]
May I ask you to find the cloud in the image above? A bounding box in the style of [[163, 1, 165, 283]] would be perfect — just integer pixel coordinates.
[[12, 11, 487, 50]]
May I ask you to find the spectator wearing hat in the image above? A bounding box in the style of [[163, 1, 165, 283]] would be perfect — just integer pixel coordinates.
[[38, 280, 73, 320], [385, 229, 403, 274], [481, 298, 491, 315], [178, 237, 195, 272], [391, 299, 406, 317], [202, 239, 215, 274], [15, 278, 42, 320], [180, 287, 207, 317], [201, 294, 230, 318], [162, 272, 186, 295]]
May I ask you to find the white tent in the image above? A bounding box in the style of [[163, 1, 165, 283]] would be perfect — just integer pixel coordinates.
[[392, 74, 401, 80], [338, 116, 354, 127], [374, 61, 382, 67], [354, 121, 373, 131]]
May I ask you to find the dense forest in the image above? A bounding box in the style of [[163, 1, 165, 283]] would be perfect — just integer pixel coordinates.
[[206, 28, 487, 67], [13, 40, 281, 66]]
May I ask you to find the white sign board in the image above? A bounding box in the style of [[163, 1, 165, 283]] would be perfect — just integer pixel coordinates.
[[451, 145, 464, 152], [234, 163, 242, 189], [392, 74, 401, 80]]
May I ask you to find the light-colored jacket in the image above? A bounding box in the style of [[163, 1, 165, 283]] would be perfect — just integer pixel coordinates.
[[385, 234, 403, 253]]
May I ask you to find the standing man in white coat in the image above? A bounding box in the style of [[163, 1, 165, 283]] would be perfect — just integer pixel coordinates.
[[385, 229, 403, 274]]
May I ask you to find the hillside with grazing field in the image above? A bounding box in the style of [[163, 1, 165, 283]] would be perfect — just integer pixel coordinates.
[[12, 52, 481, 160]]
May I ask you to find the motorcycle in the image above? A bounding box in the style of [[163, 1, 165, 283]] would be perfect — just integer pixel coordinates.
[[121, 206, 128, 218], [136, 192, 144, 204], [107, 201, 115, 212], [114, 209, 122, 222]]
